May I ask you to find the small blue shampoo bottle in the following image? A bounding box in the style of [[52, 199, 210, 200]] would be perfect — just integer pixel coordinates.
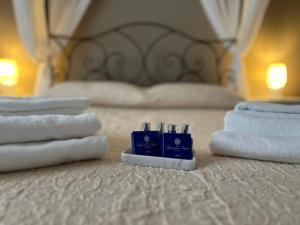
[[162, 124, 193, 159], [131, 122, 160, 156]]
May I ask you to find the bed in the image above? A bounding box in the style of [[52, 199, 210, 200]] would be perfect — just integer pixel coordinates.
[[1, 22, 299, 225], [1, 106, 300, 225]]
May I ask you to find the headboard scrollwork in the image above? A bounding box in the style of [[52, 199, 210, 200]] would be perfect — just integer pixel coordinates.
[[49, 21, 236, 86]]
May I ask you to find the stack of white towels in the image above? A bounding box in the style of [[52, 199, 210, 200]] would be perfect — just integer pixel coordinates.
[[0, 97, 107, 172], [210, 101, 300, 164]]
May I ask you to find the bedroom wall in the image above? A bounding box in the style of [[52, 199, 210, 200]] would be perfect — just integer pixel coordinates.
[[0, 0, 37, 96], [70, 0, 221, 85], [75, 0, 215, 38], [245, 0, 300, 99]]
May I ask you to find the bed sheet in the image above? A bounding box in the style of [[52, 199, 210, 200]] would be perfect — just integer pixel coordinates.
[[0, 107, 299, 225]]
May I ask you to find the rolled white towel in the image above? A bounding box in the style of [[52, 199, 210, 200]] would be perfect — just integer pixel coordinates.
[[210, 131, 300, 164], [224, 110, 300, 137], [0, 113, 100, 144], [0, 135, 108, 172], [0, 96, 90, 116]]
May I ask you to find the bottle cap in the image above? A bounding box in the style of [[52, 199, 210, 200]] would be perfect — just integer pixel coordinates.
[[141, 122, 151, 131], [182, 124, 191, 134], [157, 122, 165, 133], [167, 124, 177, 133]]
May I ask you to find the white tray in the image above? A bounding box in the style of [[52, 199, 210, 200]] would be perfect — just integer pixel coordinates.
[[121, 148, 196, 171]]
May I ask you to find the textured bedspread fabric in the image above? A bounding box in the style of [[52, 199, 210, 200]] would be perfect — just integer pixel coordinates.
[[0, 107, 300, 225]]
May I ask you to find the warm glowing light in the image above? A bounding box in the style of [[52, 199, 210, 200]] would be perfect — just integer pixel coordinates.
[[0, 59, 19, 86], [266, 63, 287, 90]]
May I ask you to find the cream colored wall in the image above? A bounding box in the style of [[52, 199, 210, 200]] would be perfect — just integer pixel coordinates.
[[71, 0, 219, 84], [75, 0, 215, 38], [0, 0, 37, 96]]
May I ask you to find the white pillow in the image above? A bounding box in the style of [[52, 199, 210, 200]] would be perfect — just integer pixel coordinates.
[[46, 81, 243, 108]]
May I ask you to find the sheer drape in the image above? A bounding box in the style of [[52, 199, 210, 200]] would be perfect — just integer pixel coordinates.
[[200, 0, 270, 97], [12, 0, 91, 95]]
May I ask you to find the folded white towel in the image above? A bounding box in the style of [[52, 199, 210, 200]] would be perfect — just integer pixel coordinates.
[[210, 131, 300, 164], [0, 135, 107, 172], [0, 113, 100, 144], [211, 101, 300, 164], [224, 110, 300, 137], [236, 101, 300, 114], [0, 97, 90, 116]]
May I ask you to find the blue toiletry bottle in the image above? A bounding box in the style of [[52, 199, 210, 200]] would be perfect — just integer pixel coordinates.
[[162, 124, 193, 160], [131, 122, 160, 156]]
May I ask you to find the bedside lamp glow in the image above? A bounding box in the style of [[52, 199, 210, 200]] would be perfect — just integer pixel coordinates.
[[0, 59, 19, 86], [266, 63, 287, 90]]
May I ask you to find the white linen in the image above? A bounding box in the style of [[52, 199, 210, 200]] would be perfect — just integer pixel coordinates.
[[46, 81, 243, 108], [199, 0, 270, 96], [0, 113, 100, 144], [12, 0, 48, 62], [0, 97, 89, 116], [0, 135, 107, 172], [225, 101, 300, 137], [236, 101, 300, 113], [12, 0, 91, 95], [224, 110, 300, 137], [210, 131, 300, 164], [211, 101, 300, 163]]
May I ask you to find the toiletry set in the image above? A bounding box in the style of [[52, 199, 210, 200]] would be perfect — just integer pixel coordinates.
[[131, 122, 193, 159], [121, 122, 196, 170]]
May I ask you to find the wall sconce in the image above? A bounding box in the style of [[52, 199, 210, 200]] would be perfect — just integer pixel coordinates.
[[266, 63, 287, 98], [0, 59, 19, 87]]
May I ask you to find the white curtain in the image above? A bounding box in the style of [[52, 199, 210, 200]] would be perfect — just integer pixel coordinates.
[[199, 0, 270, 97], [12, 0, 91, 95]]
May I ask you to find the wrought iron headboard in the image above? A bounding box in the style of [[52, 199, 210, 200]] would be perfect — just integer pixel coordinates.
[[48, 21, 236, 86]]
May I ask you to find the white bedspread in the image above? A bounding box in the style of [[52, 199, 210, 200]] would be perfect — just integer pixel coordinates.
[[0, 106, 299, 225]]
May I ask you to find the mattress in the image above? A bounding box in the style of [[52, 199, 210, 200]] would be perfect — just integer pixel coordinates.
[[0, 106, 299, 225]]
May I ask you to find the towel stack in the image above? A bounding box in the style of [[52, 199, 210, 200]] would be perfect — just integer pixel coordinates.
[[0, 97, 107, 172], [210, 101, 300, 164]]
